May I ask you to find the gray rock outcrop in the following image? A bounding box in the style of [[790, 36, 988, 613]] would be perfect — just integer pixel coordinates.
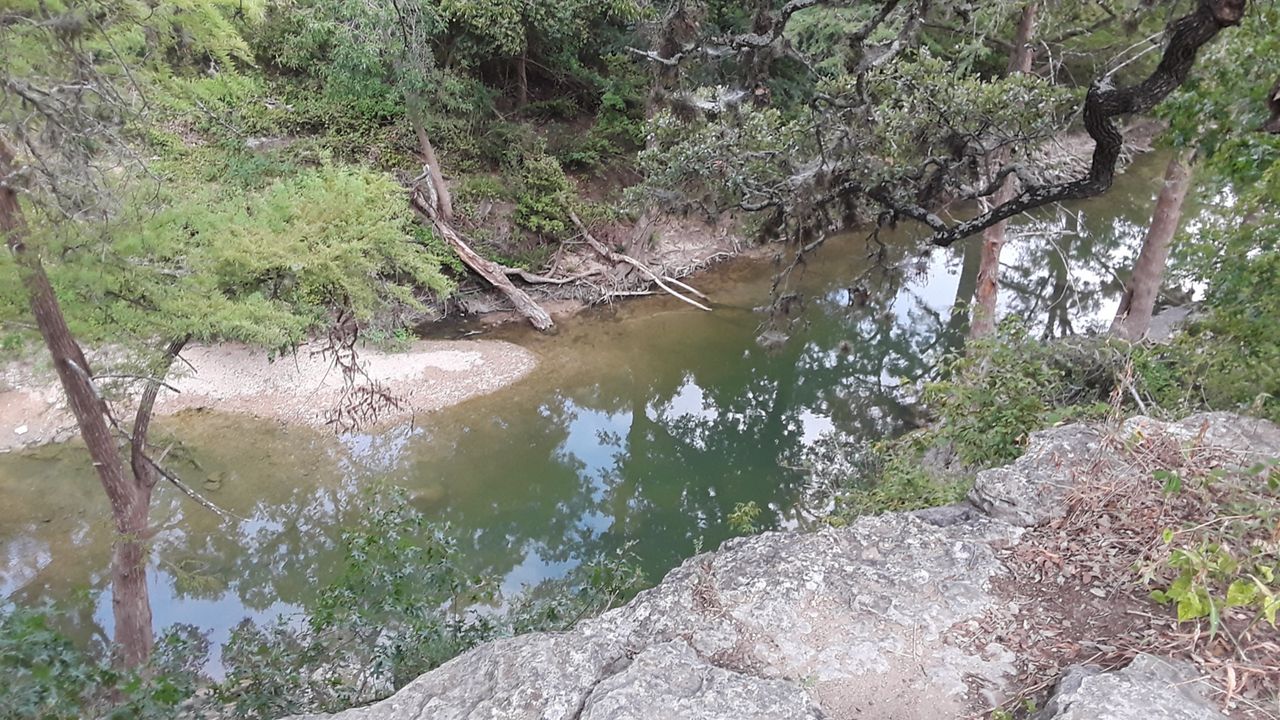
[[968, 411, 1280, 529], [1033, 654, 1220, 720], [288, 413, 1278, 720], [967, 423, 1108, 527]]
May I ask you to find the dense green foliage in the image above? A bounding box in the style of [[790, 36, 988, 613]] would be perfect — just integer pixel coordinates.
[[2, 166, 453, 355], [0, 0, 650, 358]]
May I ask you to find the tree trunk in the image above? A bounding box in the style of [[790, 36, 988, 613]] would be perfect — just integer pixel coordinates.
[[409, 107, 453, 222], [969, 1, 1040, 339], [109, 496, 154, 668], [1110, 152, 1195, 340], [945, 234, 982, 340], [515, 48, 529, 109], [1263, 76, 1280, 134], [1, 140, 153, 666]]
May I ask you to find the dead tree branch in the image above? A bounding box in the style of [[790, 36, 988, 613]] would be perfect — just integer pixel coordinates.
[[570, 210, 712, 312], [409, 186, 555, 330]]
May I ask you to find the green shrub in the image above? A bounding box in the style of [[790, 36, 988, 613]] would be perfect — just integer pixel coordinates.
[[513, 153, 573, 239], [828, 321, 1129, 523], [728, 501, 764, 535], [455, 175, 514, 211], [0, 606, 206, 720], [830, 435, 969, 520], [1145, 461, 1280, 634], [522, 98, 579, 121], [1152, 248, 1280, 423]]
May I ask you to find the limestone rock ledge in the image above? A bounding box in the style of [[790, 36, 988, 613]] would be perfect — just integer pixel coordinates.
[[1033, 654, 1221, 720], [288, 413, 1277, 720]]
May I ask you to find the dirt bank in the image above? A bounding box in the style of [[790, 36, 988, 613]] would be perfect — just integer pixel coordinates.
[[0, 339, 536, 453]]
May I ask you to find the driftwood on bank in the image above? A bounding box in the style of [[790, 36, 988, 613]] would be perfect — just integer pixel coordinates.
[[410, 178, 713, 324], [410, 187, 555, 331], [569, 211, 712, 312], [502, 267, 599, 285]]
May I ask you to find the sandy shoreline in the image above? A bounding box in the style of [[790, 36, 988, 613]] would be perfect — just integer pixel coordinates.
[[0, 339, 537, 453]]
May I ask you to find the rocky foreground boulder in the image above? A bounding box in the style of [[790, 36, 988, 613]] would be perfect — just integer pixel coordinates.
[[289, 413, 1280, 720]]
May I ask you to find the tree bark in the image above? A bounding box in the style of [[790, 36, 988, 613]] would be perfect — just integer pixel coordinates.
[[1264, 76, 1280, 134], [109, 500, 154, 669], [515, 47, 529, 109], [409, 107, 453, 222], [1, 139, 153, 667], [968, 1, 1039, 339], [1110, 151, 1195, 340], [945, 233, 982, 340]]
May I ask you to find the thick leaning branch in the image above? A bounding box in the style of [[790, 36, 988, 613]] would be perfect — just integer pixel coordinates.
[[895, 0, 1247, 247], [129, 334, 190, 490], [408, 187, 555, 331]]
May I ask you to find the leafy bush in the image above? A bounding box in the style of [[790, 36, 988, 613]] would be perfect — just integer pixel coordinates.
[[215, 490, 496, 718], [143, 164, 453, 350], [1144, 462, 1280, 634], [828, 321, 1130, 523], [728, 501, 764, 535], [1149, 247, 1280, 423], [522, 98, 579, 121], [0, 607, 206, 720], [554, 87, 646, 171], [457, 175, 512, 204], [830, 436, 969, 520], [513, 153, 573, 239]]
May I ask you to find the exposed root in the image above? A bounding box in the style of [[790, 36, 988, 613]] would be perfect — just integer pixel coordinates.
[[570, 210, 713, 312]]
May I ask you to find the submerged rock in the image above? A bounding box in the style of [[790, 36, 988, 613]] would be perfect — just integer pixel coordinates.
[[286, 413, 1280, 720]]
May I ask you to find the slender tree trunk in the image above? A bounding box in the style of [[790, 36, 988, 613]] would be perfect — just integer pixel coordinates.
[[969, 2, 1039, 339], [515, 47, 529, 109], [1110, 151, 1195, 340], [407, 104, 453, 222], [1043, 233, 1077, 339], [109, 496, 154, 668], [1, 140, 153, 666]]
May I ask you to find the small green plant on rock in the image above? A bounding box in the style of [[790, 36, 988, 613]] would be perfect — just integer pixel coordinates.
[[728, 501, 764, 535]]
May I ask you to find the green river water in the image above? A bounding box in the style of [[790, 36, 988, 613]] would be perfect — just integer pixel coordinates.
[[0, 151, 1185, 658]]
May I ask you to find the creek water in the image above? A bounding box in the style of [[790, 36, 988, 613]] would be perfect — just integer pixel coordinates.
[[0, 151, 1187, 659]]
